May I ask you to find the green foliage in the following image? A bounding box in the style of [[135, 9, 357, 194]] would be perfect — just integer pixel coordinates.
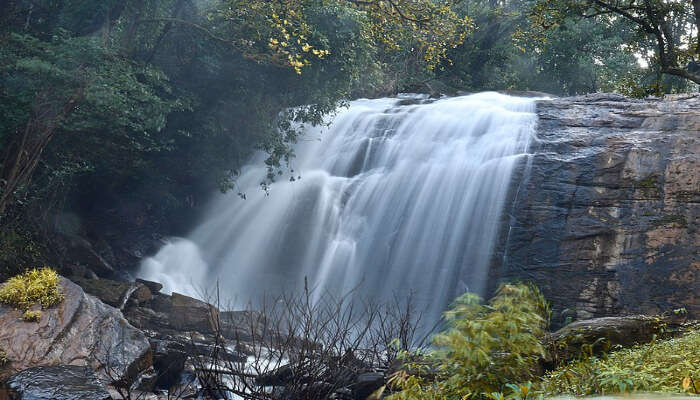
[[388, 283, 549, 400], [540, 328, 700, 395], [0, 267, 64, 321], [0, 346, 7, 365], [0, 227, 43, 281], [528, 0, 700, 89], [430, 0, 644, 95], [214, 0, 470, 73]]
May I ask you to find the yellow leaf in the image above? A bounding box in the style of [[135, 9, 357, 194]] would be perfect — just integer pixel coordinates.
[[682, 376, 691, 390]]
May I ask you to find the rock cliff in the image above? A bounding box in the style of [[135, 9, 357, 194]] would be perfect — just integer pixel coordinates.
[[493, 93, 699, 326]]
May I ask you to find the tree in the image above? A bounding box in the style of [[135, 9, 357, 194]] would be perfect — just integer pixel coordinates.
[[213, 0, 471, 74], [530, 0, 700, 86]]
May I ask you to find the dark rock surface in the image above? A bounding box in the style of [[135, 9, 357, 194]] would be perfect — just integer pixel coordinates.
[[493, 93, 699, 327], [1, 365, 111, 400], [170, 292, 219, 333], [547, 315, 671, 362], [72, 277, 152, 310], [0, 277, 151, 385], [136, 278, 163, 293]]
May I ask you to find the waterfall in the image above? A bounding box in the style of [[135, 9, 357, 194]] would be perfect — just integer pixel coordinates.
[[139, 92, 539, 322]]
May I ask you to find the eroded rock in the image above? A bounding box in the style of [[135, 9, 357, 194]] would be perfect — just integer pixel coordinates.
[[170, 293, 219, 333], [1, 365, 111, 400], [494, 93, 700, 327], [73, 277, 152, 310], [0, 277, 151, 385]]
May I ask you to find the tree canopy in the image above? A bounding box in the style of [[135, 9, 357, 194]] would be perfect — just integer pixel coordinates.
[[0, 0, 697, 276], [531, 0, 700, 87]]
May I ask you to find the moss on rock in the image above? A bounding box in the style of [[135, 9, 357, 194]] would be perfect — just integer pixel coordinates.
[[0, 267, 63, 321]]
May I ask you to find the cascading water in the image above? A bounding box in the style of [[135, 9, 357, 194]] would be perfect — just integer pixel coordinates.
[[139, 92, 539, 322]]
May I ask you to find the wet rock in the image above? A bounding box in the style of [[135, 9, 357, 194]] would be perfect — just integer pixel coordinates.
[[2, 365, 111, 400], [220, 310, 267, 341], [64, 237, 115, 277], [124, 306, 171, 332], [149, 293, 174, 314], [352, 372, 385, 400], [133, 367, 158, 393], [256, 364, 294, 386], [151, 340, 188, 390], [73, 277, 152, 309], [170, 293, 219, 333], [136, 279, 163, 293], [493, 93, 700, 327], [0, 277, 151, 385]]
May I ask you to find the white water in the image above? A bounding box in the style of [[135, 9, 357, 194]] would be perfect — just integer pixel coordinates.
[[140, 92, 539, 321]]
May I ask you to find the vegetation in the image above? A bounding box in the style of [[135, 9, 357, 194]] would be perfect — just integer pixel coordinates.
[[0, 267, 64, 321], [387, 283, 549, 400], [530, 0, 700, 93], [0, 0, 697, 280], [540, 328, 700, 395], [385, 284, 700, 399]]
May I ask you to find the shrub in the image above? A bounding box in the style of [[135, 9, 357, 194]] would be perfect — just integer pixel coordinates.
[[540, 328, 700, 395], [388, 283, 549, 400], [0, 346, 7, 365], [0, 267, 63, 321]]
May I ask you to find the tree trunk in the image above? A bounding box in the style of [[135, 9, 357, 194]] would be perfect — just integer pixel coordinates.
[[0, 92, 81, 219], [693, 0, 700, 53]]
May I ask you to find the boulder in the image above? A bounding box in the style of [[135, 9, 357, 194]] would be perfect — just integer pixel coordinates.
[[0, 277, 151, 385], [1, 365, 111, 400], [352, 372, 385, 400], [136, 279, 163, 293], [64, 237, 115, 277], [256, 364, 294, 386], [170, 293, 219, 333], [73, 277, 152, 310], [548, 315, 672, 362], [151, 340, 188, 390], [220, 310, 267, 342], [124, 306, 171, 332]]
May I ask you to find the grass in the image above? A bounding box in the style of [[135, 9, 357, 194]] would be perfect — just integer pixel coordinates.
[[0, 267, 63, 321], [540, 328, 700, 396]]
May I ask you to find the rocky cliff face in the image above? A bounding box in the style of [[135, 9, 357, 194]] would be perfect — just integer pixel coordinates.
[[493, 93, 699, 326]]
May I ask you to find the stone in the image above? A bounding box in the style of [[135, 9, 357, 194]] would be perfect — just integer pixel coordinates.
[[255, 364, 293, 386], [136, 279, 163, 293], [0, 277, 152, 385], [124, 306, 171, 332], [547, 315, 673, 363], [353, 372, 385, 400], [220, 310, 267, 342], [73, 277, 152, 310], [64, 237, 115, 277], [1, 365, 112, 400], [151, 340, 188, 390], [492, 93, 700, 327], [170, 292, 219, 333]]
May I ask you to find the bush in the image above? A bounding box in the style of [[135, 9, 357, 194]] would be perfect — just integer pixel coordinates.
[[540, 328, 700, 395], [0, 267, 63, 321], [388, 283, 549, 400]]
